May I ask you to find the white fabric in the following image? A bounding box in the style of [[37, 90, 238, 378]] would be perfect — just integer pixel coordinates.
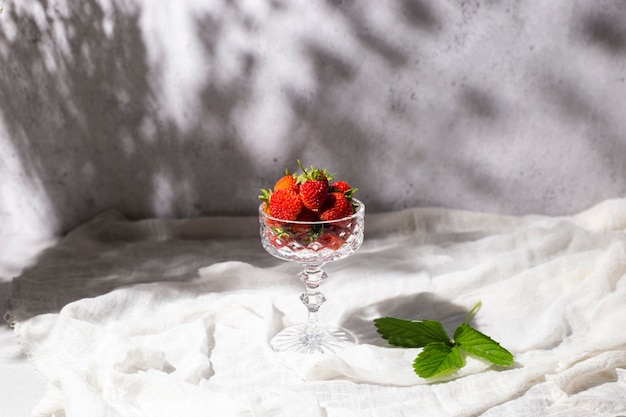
[[7, 200, 626, 417]]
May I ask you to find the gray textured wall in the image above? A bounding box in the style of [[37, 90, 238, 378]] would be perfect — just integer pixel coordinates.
[[1, 0, 625, 236]]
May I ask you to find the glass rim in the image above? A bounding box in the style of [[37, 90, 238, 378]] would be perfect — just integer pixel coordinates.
[[259, 198, 365, 225]]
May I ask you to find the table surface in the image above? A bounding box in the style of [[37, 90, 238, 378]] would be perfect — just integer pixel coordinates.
[[4, 202, 626, 417]]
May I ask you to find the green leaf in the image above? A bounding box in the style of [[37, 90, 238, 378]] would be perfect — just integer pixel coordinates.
[[374, 317, 450, 348], [454, 323, 514, 367], [413, 342, 464, 378]]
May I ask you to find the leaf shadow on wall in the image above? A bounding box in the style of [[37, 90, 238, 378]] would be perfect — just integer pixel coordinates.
[[2, 0, 626, 239], [0, 0, 460, 237], [0, 1, 284, 236], [2, 0, 626, 315]]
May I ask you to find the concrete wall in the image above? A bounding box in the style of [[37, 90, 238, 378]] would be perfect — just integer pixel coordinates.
[[1, 0, 625, 236]]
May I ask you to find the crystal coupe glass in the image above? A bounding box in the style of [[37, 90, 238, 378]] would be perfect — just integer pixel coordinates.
[[259, 199, 365, 354]]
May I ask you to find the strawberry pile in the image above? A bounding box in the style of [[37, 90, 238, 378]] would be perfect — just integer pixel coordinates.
[[259, 161, 357, 222], [259, 161, 359, 251]]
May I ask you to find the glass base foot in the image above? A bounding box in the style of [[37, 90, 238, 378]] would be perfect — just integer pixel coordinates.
[[270, 324, 357, 354]]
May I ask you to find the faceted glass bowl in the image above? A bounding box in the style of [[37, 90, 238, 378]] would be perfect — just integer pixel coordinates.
[[259, 199, 365, 264]]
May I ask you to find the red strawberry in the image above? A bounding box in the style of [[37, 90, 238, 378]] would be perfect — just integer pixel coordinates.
[[296, 207, 320, 222], [331, 181, 357, 201], [289, 207, 319, 237], [331, 181, 351, 193], [299, 180, 328, 211], [317, 232, 345, 250], [273, 170, 298, 193], [318, 192, 354, 221], [296, 160, 333, 211], [269, 189, 302, 220]]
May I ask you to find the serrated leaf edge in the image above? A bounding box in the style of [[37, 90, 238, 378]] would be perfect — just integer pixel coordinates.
[[454, 323, 514, 367]]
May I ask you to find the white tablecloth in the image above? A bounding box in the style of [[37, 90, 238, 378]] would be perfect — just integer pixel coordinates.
[[7, 200, 626, 416]]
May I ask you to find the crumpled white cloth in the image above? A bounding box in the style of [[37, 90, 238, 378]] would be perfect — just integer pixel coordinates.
[[7, 200, 626, 417]]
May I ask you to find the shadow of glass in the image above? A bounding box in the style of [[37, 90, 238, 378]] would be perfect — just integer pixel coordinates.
[[340, 292, 468, 347]]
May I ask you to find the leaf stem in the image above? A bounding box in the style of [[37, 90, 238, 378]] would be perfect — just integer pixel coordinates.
[[463, 301, 482, 324]]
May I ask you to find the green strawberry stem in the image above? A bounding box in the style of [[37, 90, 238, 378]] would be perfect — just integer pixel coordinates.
[[463, 301, 482, 324], [296, 159, 334, 183]]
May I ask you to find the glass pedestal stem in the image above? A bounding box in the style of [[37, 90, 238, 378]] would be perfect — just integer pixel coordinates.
[[299, 264, 328, 341], [269, 263, 357, 353]]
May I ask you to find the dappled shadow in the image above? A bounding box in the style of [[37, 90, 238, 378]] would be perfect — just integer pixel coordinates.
[[3, 0, 626, 239], [0, 0, 431, 323], [581, 11, 626, 54], [3, 0, 626, 322], [0, 0, 441, 237], [0, 1, 285, 235]]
